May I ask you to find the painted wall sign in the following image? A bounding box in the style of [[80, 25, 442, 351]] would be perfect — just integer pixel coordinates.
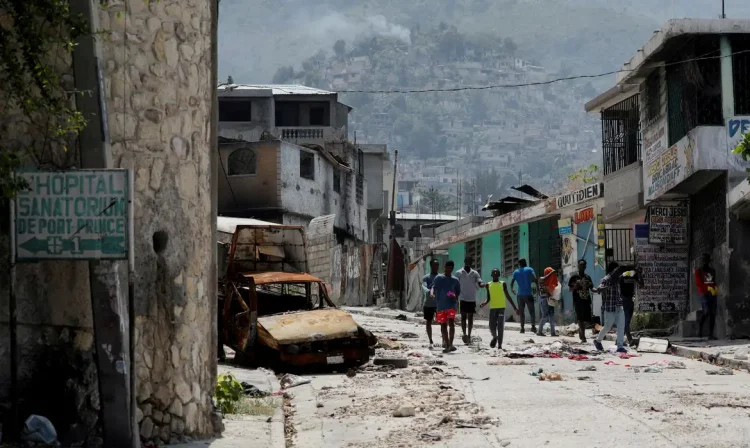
[[14, 170, 130, 261], [727, 116, 750, 150], [558, 218, 572, 235], [643, 118, 668, 164], [574, 207, 595, 224], [555, 183, 603, 209], [561, 234, 576, 268], [644, 134, 693, 202], [648, 205, 688, 245], [634, 224, 689, 313]]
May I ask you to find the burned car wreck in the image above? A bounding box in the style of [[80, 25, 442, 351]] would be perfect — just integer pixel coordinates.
[[217, 217, 376, 369]]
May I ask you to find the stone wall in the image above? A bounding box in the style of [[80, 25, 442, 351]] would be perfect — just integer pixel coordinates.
[[98, 0, 216, 443]]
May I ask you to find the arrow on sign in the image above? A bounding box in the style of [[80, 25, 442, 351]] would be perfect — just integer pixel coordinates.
[[19, 236, 126, 255], [19, 237, 49, 254]]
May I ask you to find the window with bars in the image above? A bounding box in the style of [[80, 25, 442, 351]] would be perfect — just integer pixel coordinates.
[[666, 37, 723, 146], [733, 35, 750, 115], [502, 226, 520, 275], [601, 94, 641, 176], [465, 238, 482, 274], [333, 170, 341, 194]]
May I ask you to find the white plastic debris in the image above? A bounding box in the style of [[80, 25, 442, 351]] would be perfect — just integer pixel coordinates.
[[22, 415, 58, 445], [393, 404, 416, 417]]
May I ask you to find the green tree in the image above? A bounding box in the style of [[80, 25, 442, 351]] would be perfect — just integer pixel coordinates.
[[732, 132, 750, 180], [567, 164, 600, 190], [421, 187, 451, 214], [0, 0, 90, 199]]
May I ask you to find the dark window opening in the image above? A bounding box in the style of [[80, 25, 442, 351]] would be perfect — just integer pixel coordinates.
[[356, 174, 364, 204], [644, 70, 662, 124], [357, 149, 364, 175], [227, 148, 257, 176], [601, 94, 641, 176], [733, 35, 750, 115], [502, 226, 520, 276], [275, 102, 300, 126], [333, 170, 341, 193], [309, 107, 326, 126], [667, 37, 723, 146], [219, 98, 252, 122], [300, 150, 315, 180]]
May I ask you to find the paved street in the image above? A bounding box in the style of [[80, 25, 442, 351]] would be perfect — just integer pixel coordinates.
[[284, 314, 750, 448]]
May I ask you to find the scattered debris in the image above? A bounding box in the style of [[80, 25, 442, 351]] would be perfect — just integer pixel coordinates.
[[377, 338, 403, 350], [373, 357, 409, 368], [577, 376, 592, 381], [667, 361, 687, 369], [21, 415, 58, 445], [637, 337, 670, 353], [241, 382, 270, 397], [523, 338, 536, 344], [604, 361, 619, 366], [395, 314, 408, 321], [568, 354, 589, 361], [644, 366, 663, 373], [426, 359, 447, 366], [316, 402, 324, 408], [421, 433, 442, 441], [538, 372, 563, 381], [400, 332, 419, 339], [440, 415, 453, 425], [578, 365, 597, 372], [734, 347, 749, 361], [706, 367, 734, 376], [488, 358, 528, 366], [618, 353, 638, 359], [560, 323, 579, 337], [280, 374, 311, 389], [648, 406, 662, 412], [393, 404, 416, 417], [346, 368, 357, 378]]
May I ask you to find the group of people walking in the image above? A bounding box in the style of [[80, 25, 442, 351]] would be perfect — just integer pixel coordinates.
[[421, 253, 719, 353]]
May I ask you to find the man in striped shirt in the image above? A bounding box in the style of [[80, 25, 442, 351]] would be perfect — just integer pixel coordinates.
[[593, 262, 627, 353]]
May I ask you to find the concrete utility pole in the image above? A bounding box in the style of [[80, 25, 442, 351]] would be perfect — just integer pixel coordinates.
[[71, 0, 135, 446]]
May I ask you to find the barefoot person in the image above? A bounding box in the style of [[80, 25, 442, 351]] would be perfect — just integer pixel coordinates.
[[480, 268, 518, 350], [455, 257, 484, 344], [430, 260, 461, 353], [421, 259, 440, 347]]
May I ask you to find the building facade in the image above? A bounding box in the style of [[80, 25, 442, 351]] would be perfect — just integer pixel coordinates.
[[586, 19, 750, 337]]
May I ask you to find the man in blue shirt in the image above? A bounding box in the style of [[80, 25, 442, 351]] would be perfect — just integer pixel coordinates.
[[421, 259, 440, 347], [430, 260, 461, 353], [511, 258, 538, 334]]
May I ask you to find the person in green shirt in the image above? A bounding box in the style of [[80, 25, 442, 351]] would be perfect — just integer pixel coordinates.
[[480, 268, 518, 349]]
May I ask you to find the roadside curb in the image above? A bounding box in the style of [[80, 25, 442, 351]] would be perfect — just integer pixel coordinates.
[[670, 344, 750, 372]]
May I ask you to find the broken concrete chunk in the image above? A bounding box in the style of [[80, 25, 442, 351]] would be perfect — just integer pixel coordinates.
[[667, 361, 687, 369], [377, 338, 402, 350], [734, 347, 749, 360], [279, 374, 311, 389], [392, 405, 416, 417], [706, 367, 734, 375], [637, 337, 670, 353]]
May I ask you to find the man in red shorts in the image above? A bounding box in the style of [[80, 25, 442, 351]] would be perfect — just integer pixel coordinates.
[[430, 260, 462, 353]]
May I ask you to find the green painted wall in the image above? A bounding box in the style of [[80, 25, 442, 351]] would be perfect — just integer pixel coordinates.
[[447, 243, 465, 268], [519, 223, 530, 264]]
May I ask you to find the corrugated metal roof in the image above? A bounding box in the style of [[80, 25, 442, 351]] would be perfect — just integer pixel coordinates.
[[395, 213, 458, 221], [217, 216, 301, 234], [218, 84, 335, 96]]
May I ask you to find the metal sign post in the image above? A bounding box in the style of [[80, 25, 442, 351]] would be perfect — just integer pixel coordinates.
[[8, 177, 19, 439]]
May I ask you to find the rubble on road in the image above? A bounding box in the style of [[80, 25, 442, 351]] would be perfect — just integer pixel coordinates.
[[280, 373, 311, 389], [392, 404, 416, 417], [377, 337, 403, 350], [706, 367, 734, 375]]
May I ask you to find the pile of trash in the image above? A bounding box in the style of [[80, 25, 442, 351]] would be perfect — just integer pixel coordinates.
[[505, 340, 591, 359]]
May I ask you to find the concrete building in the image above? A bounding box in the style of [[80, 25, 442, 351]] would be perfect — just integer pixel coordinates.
[[1, 1, 219, 446], [217, 84, 385, 242], [585, 19, 750, 338]]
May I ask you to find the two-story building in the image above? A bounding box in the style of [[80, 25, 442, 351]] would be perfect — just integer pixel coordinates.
[[585, 19, 750, 338], [217, 84, 387, 243]]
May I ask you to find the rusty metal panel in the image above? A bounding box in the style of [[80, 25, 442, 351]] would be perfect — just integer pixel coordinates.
[[227, 224, 308, 275], [241, 271, 323, 285]]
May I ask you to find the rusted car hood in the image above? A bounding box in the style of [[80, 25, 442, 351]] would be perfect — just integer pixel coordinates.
[[257, 309, 360, 348]]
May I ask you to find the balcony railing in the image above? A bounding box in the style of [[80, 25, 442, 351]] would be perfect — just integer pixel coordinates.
[[278, 127, 325, 140], [601, 95, 641, 176]]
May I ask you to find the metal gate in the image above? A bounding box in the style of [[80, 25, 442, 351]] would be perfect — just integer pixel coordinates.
[[605, 228, 634, 265]]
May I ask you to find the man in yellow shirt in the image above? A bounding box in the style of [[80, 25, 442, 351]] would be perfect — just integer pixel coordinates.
[[480, 268, 518, 349]]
